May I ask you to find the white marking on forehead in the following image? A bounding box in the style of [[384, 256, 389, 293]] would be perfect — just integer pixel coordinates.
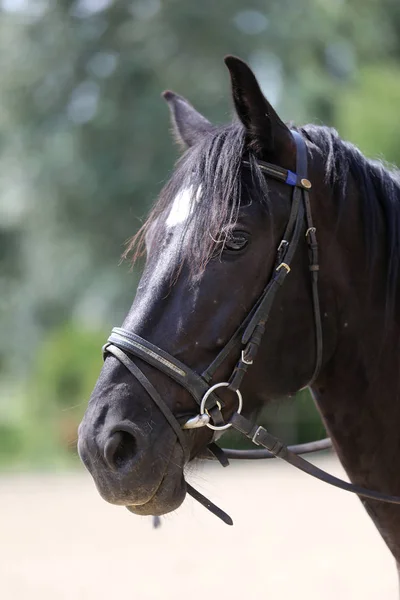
[[166, 184, 202, 228]]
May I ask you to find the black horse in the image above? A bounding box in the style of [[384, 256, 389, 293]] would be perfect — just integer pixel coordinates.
[[78, 56, 400, 569]]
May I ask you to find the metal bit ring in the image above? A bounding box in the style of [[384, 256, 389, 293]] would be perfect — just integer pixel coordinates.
[[200, 382, 243, 431]]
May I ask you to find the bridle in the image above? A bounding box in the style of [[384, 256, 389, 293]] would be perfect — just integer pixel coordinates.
[[103, 131, 400, 526]]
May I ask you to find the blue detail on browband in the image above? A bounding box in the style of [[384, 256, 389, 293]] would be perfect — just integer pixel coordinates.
[[285, 170, 297, 186]]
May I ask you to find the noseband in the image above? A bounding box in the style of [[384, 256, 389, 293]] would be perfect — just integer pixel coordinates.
[[103, 131, 400, 525]]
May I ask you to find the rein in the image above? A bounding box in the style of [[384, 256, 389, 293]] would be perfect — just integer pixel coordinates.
[[103, 130, 400, 526]]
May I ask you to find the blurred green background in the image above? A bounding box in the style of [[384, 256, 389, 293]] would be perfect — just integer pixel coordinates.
[[1, 0, 400, 469]]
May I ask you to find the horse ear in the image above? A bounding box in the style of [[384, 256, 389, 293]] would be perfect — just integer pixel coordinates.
[[224, 55, 294, 157], [162, 91, 213, 148]]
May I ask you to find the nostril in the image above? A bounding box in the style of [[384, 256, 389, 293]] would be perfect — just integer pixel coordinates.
[[104, 430, 138, 471], [113, 431, 138, 468]]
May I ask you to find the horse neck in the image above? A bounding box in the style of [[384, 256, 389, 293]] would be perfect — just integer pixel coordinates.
[[313, 171, 400, 559]]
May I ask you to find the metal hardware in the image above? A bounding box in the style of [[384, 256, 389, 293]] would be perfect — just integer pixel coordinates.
[[277, 239, 288, 252], [300, 178, 312, 189], [305, 227, 316, 238], [182, 413, 210, 429], [241, 349, 253, 365], [276, 262, 291, 273], [205, 400, 222, 416], [252, 425, 264, 445], [200, 382, 243, 431]]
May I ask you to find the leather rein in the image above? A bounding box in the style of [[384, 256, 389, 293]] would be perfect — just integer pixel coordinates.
[[103, 131, 400, 526]]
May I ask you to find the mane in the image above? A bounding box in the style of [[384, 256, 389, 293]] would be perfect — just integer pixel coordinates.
[[124, 121, 269, 273], [301, 124, 400, 309], [126, 120, 400, 307]]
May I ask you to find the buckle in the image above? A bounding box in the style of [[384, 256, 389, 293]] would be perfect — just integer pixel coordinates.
[[251, 425, 264, 445], [276, 262, 291, 273], [241, 349, 253, 365], [277, 239, 288, 252], [305, 227, 316, 238]]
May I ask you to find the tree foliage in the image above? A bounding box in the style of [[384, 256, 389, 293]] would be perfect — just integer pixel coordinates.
[[1, 0, 400, 463]]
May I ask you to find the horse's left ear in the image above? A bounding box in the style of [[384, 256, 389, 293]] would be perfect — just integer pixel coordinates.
[[224, 55, 294, 158], [162, 91, 214, 149]]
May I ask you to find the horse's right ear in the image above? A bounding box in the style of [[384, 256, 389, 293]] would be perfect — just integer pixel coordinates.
[[163, 91, 214, 149]]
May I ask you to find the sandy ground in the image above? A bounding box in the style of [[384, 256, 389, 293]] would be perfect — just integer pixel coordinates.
[[0, 454, 398, 600]]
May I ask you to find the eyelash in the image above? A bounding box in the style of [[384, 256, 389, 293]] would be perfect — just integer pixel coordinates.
[[224, 231, 249, 252]]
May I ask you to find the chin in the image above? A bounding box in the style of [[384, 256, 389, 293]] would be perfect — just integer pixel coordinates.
[[126, 470, 186, 516]]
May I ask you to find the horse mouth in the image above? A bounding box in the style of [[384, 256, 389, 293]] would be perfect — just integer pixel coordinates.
[[126, 443, 187, 516]]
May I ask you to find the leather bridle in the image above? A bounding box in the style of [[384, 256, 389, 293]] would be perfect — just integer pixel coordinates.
[[103, 131, 400, 526]]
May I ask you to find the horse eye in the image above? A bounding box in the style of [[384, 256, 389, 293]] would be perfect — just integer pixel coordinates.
[[224, 231, 249, 252]]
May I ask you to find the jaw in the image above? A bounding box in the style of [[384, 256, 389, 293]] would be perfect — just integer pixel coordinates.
[[126, 459, 186, 516], [125, 428, 212, 516]]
